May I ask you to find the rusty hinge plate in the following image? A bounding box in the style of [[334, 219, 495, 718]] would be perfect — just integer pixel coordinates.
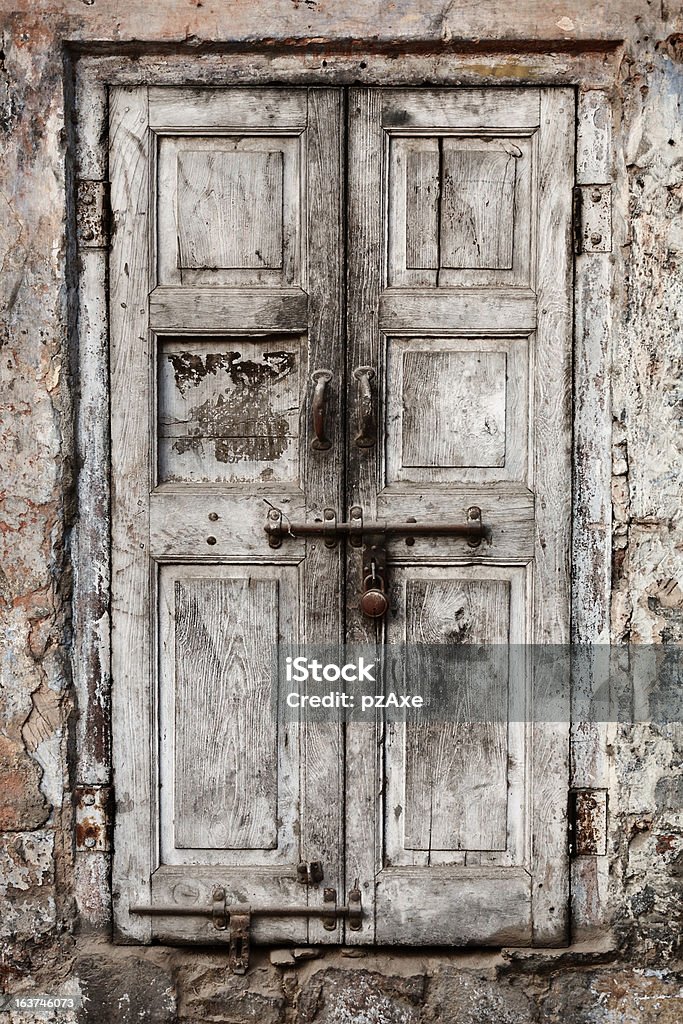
[[569, 789, 608, 856], [574, 184, 612, 254], [77, 180, 110, 249], [75, 784, 112, 852]]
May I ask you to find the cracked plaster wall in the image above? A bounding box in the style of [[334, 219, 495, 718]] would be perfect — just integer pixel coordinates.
[[0, 2, 682, 1022]]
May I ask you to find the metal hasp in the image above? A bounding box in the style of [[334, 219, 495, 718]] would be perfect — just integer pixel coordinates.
[[266, 504, 485, 619], [130, 887, 363, 974]]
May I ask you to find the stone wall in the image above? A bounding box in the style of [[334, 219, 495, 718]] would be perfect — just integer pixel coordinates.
[[0, 2, 682, 1021]]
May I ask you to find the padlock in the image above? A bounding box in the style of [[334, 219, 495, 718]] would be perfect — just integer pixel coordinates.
[[360, 574, 389, 619]]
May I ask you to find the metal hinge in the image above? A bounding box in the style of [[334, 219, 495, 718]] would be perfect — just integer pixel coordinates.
[[574, 184, 612, 254], [569, 789, 608, 856], [77, 180, 110, 249], [75, 784, 112, 852], [130, 886, 363, 974]]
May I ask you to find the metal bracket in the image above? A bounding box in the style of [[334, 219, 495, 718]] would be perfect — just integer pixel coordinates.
[[77, 180, 110, 249], [569, 789, 608, 856], [574, 184, 612, 253], [75, 784, 112, 852], [297, 861, 324, 885]]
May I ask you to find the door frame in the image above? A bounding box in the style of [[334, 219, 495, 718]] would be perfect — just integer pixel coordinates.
[[69, 46, 617, 942]]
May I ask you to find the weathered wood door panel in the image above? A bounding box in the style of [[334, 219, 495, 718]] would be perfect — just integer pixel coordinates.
[[110, 86, 344, 944], [110, 84, 574, 947], [345, 87, 574, 946]]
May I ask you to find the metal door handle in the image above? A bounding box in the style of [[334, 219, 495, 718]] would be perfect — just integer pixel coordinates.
[[311, 369, 333, 451], [353, 366, 376, 448]]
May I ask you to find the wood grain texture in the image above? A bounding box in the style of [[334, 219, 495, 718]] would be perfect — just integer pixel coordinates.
[[401, 350, 506, 468], [157, 565, 300, 869], [149, 488, 306, 560], [344, 88, 385, 945], [382, 89, 540, 129], [530, 87, 574, 946], [383, 565, 527, 875], [157, 133, 300, 287], [379, 288, 536, 332], [149, 87, 308, 129], [405, 144, 440, 271], [173, 577, 278, 850], [385, 336, 528, 486], [440, 142, 517, 270], [354, 86, 572, 947], [300, 88, 346, 943], [403, 578, 510, 853], [177, 150, 283, 270], [388, 133, 532, 289], [109, 86, 153, 941], [149, 286, 308, 332], [376, 867, 531, 946]]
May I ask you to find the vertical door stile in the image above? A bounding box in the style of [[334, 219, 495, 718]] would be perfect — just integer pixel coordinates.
[[302, 88, 346, 944], [345, 88, 384, 943], [110, 85, 153, 942], [530, 88, 574, 944]]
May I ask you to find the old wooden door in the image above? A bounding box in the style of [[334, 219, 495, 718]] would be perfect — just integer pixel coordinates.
[[109, 85, 573, 947]]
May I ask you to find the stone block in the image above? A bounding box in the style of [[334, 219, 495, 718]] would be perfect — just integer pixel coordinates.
[[0, 831, 55, 940], [177, 963, 285, 1024], [423, 968, 535, 1024], [297, 967, 424, 1024], [541, 967, 683, 1024], [76, 954, 176, 1024], [0, 735, 50, 830]]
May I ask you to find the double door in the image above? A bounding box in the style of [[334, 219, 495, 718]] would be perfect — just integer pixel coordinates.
[[110, 85, 574, 947]]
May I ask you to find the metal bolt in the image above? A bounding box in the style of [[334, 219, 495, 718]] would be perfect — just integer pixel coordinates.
[[590, 232, 603, 246], [84, 836, 96, 848], [82, 793, 96, 806], [206, 536, 217, 545], [590, 189, 603, 203], [208, 512, 218, 522]]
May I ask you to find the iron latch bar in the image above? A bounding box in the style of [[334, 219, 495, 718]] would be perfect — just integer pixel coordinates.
[[266, 505, 484, 548], [130, 886, 363, 973]]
